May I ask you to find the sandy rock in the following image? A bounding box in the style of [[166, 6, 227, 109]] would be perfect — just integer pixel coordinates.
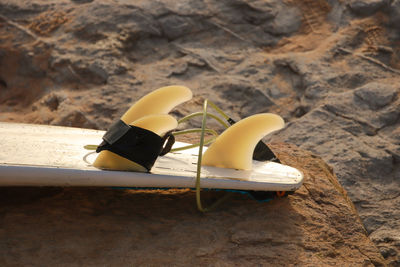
[[0, 144, 385, 266]]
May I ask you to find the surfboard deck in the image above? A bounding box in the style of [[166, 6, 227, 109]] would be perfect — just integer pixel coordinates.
[[0, 122, 303, 191]]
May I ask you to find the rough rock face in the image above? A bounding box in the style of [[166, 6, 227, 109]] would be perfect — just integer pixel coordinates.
[[0, 144, 385, 266], [0, 0, 399, 265]]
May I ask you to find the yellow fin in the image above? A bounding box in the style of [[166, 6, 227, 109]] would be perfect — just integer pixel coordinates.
[[121, 85, 192, 124], [201, 113, 284, 170], [131, 114, 177, 136], [93, 114, 178, 172], [93, 151, 148, 172]]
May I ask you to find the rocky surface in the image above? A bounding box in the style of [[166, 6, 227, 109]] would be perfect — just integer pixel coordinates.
[[0, 143, 385, 266], [0, 0, 400, 265]]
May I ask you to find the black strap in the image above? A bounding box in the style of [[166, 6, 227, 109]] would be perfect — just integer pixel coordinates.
[[160, 133, 175, 156], [102, 120, 131, 145], [227, 117, 280, 163], [96, 120, 175, 171]]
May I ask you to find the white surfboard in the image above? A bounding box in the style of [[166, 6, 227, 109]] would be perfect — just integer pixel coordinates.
[[0, 122, 303, 192]]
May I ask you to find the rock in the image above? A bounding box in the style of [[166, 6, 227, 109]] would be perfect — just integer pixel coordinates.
[[269, 81, 400, 265], [69, 61, 108, 85], [0, 143, 386, 266], [51, 110, 97, 128], [71, 0, 94, 3], [72, 24, 107, 43], [159, 0, 209, 16], [389, 0, 400, 30], [40, 93, 62, 111], [354, 82, 398, 110], [370, 227, 400, 265], [166, 61, 188, 77], [1, 0, 400, 264], [263, 4, 302, 35], [242, 2, 276, 25], [211, 80, 276, 117], [225, 0, 277, 25], [348, 0, 391, 16], [67, 4, 162, 44], [159, 15, 199, 40]]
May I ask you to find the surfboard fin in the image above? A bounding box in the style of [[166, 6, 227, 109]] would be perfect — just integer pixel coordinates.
[[226, 118, 280, 163], [201, 113, 284, 170], [93, 85, 192, 172], [121, 85, 192, 124], [175, 100, 281, 162]]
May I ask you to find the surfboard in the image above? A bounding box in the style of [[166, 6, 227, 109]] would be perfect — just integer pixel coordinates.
[[0, 122, 303, 192]]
